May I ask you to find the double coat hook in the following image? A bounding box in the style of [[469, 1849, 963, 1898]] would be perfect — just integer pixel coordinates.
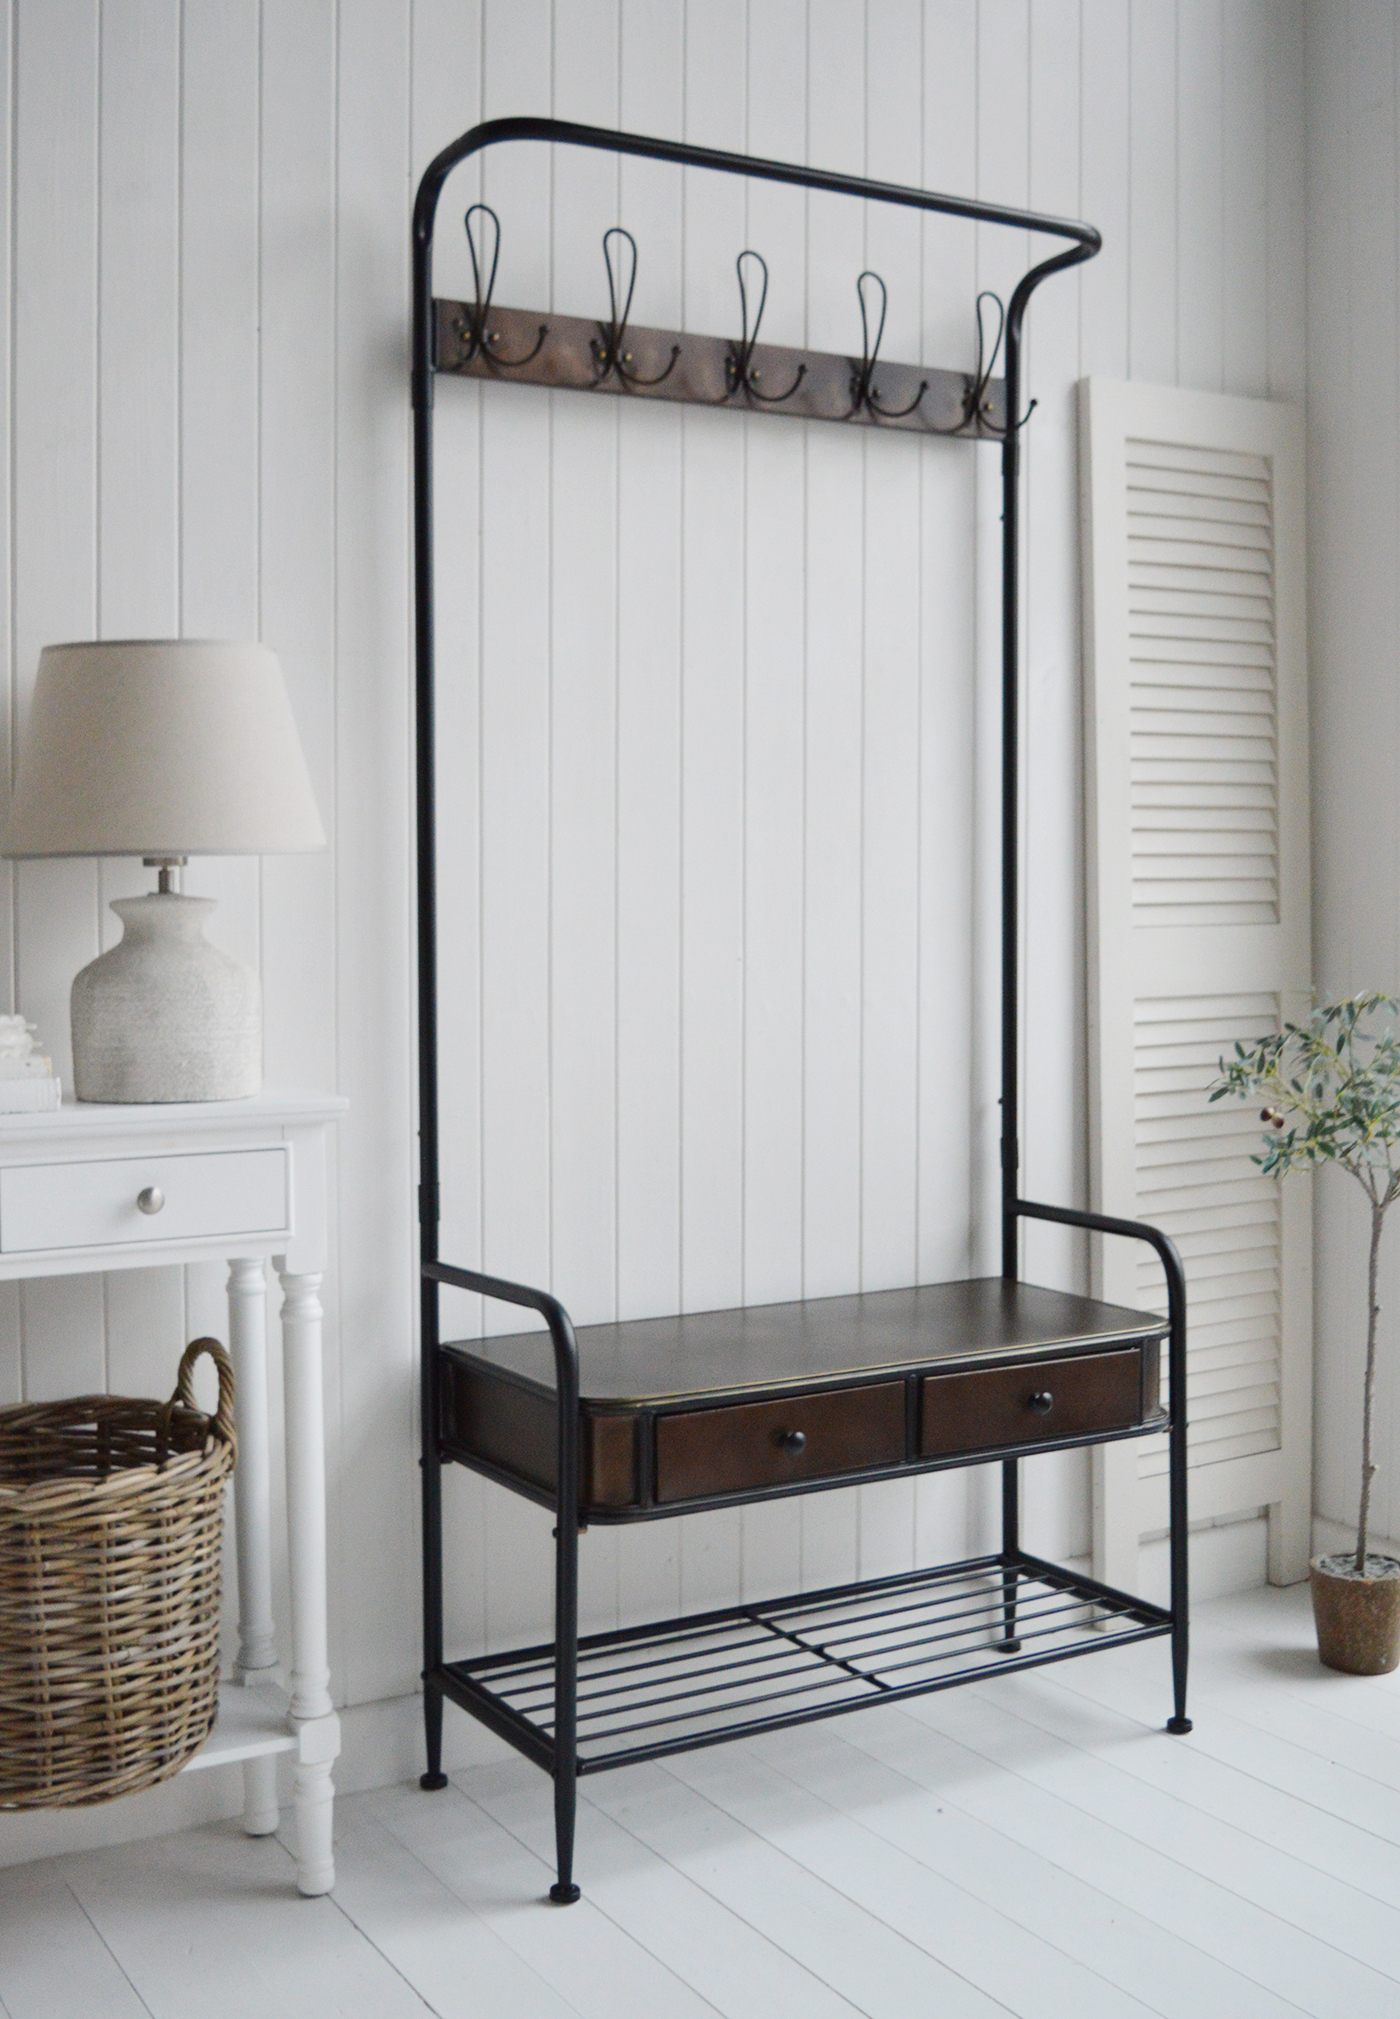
[[850, 272, 928, 420], [967, 291, 1037, 437], [453, 205, 548, 370], [590, 228, 680, 389], [725, 252, 806, 405]]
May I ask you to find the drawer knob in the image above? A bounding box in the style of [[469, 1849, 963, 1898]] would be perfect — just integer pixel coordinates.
[[136, 1186, 165, 1216], [1027, 1390, 1054, 1416], [776, 1428, 807, 1456]]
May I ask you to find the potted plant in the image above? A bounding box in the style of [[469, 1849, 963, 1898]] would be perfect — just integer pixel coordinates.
[[1212, 993, 1400, 1674]]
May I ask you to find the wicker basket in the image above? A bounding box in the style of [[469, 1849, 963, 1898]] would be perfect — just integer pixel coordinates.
[[0, 1338, 236, 1808]]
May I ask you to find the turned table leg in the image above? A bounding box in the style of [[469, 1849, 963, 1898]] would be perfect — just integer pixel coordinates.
[[227, 1256, 280, 1836], [278, 1266, 340, 1895]]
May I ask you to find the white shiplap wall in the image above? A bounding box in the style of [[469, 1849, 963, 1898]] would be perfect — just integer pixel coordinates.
[[0, 0, 1304, 1860], [1306, 4, 1400, 1565]]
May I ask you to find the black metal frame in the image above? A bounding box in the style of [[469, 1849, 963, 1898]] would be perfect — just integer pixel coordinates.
[[412, 117, 1191, 1909]]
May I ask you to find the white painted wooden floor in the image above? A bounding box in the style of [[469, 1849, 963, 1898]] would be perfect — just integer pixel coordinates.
[[4, 1585, 1400, 2019]]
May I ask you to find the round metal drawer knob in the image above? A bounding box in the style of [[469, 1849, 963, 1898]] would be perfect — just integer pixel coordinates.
[[1027, 1390, 1054, 1416], [136, 1186, 165, 1216], [776, 1428, 807, 1455]]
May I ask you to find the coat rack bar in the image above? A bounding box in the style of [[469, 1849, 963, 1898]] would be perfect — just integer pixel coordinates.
[[433, 297, 1006, 437]]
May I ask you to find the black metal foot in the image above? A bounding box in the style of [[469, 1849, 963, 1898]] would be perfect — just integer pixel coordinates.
[[996, 1638, 1023, 1653], [549, 1881, 582, 1905], [1166, 1716, 1193, 1734], [419, 1769, 449, 1790]]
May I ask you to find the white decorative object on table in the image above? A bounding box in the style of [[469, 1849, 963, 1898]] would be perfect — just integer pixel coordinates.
[[0, 1016, 60, 1112], [71, 896, 259, 1102], [0, 1090, 346, 1894], [1, 640, 325, 1103]]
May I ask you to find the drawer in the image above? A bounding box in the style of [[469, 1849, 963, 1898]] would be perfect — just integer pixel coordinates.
[[920, 1348, 1144, 1458], [655, 1381, 905, 1506], [0, 1148, 290, 1253]]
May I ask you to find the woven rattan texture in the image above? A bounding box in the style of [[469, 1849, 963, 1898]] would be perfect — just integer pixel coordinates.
[[0, 1338, 236, 1808]]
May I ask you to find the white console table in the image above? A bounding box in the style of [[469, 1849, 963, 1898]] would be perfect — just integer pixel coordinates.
[[0, 1090, 346, 1895]]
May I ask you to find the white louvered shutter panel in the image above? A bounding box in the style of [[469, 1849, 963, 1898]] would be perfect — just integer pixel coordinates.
[[1080, 379, 1312, 1592]]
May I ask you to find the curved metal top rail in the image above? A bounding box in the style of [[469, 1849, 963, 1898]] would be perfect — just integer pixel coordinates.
[[413, 114, 1101, 249]]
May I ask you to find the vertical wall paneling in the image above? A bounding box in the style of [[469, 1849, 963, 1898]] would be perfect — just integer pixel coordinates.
[[796, 0, 867, 1594], [258, 4, 338, 1100], [615, 0, 684, 1334], [678, 0, 747, 1327], [550, 0, 621, 1639], [97, 0, 179, 640], [476, 0, 557, 1656], [179, 0, 269, 1666], [742, 0, 806, 1320], [1128, 0, 1178, 387], [0, 0, 16, 1403], [855, 0, 923, 1582], [910, 0, 980, 1574], [1176, 0, 1223, 394], [1021, 0, 1089, 1562], [1306, 7, 1400, 1553], [179, 0, 262, 975], [738, 0, 808, 1604], [1264, 2, 1306, 405], [0, 1, 1316, 1864], [411, 0, 487, 1668], [0, 0, 11, 1049], [548, 1, 618, 1336], [673, 0, 748, 1619], [335, 0, 413, 1705], [968, 0, 1030, 1556], [1221, 0, 1270, 400], [256, 0, 339, 1689], [611, 0, 684, 1626], [1078, 0, 1130, 382], [801, 0, 865, 1323], [13, 0, 103, 1400], [96, 0, 186, 1418]]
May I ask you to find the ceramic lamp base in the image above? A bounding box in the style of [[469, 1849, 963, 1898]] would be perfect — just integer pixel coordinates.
[[71, 893, 260, 1102]]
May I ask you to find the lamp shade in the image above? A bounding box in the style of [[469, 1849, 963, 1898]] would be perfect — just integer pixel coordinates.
[[2, 640, 325, 858]]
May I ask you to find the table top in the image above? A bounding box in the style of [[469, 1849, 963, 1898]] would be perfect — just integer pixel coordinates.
[[0, 1088, 347, 1147], [446, 1276, 1168, 1408]]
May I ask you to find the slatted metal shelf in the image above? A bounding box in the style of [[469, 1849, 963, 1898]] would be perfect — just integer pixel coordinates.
[[439, 1551, 1172, 1775]]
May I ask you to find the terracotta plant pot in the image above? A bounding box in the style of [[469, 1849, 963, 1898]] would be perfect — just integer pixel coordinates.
[[1310, 1553, 1400, 1674]]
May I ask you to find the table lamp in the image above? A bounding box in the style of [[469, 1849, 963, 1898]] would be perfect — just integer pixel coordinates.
[[2, 640, 325, 1103]]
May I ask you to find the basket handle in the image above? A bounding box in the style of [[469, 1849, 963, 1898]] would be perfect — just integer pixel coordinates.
[[172, 1338, 237, 1452]]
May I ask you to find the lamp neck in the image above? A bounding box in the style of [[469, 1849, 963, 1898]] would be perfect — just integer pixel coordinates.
[[142, 855, 189, 895]]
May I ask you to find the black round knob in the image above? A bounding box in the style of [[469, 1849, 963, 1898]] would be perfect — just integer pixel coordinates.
[[1027, 1391, 1054, 1416], [776, 1428, 807, 1455]]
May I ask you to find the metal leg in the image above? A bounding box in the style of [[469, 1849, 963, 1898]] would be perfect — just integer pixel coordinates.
[[421, 1681, 447, 1792], [419, 1282, 448, 1791], [998, 1458, 1022, 1652], [550, 1301, 582, 1906], [1167, 1291, 1192, 1735], [550, 1508, 581, 1904]]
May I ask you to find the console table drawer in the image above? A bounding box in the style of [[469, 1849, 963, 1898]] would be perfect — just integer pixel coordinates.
[[0, 1148, 290, 1253], [920, 1347, 1145, 1457], [655, 1381, 905, 1505]]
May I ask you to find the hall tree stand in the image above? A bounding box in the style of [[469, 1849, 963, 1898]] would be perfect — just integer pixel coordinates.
[[411, 120, 1192, 1905]]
